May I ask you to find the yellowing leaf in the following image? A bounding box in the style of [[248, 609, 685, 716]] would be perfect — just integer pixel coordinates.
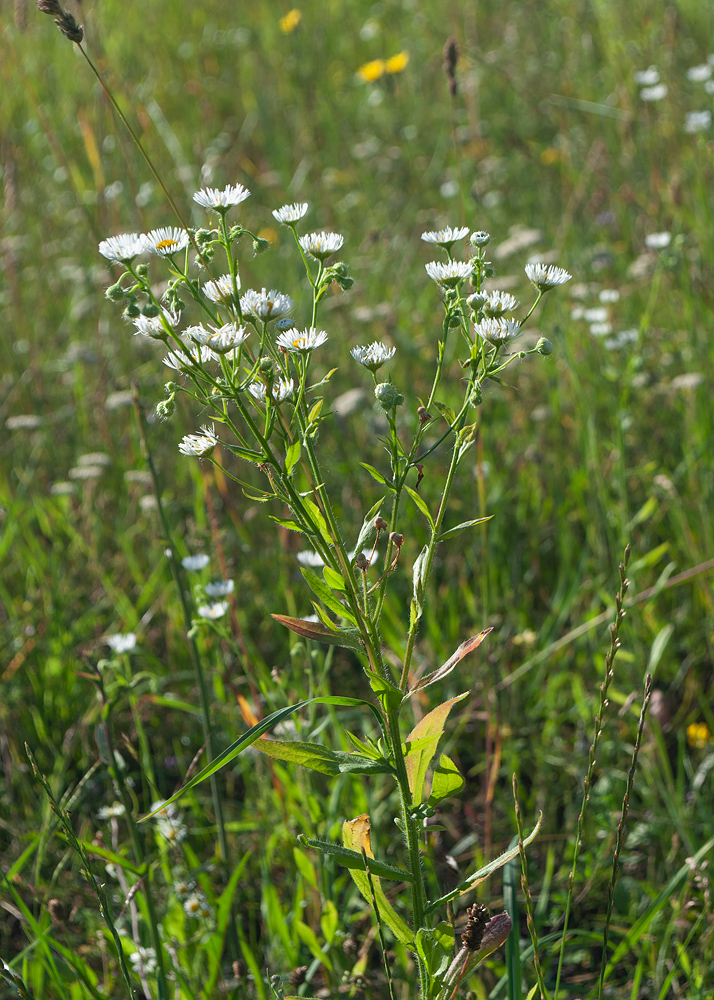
[[342, 813, 374, 858], [405, 693, 469, 804]]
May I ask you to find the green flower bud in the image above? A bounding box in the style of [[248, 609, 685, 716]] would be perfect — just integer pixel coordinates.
[[106, 282, 125, 302], [123, 303, 141, 319], [142, 303, 160, 318], [252, 237, 270, 255], [536, 337, 553, 356], [374, 381, 404, 411], [156, 396, 175, 420], [135, 264, 149, 279]]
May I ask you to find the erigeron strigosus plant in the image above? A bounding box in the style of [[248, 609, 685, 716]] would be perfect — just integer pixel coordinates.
[[98, 186, 569, 999]]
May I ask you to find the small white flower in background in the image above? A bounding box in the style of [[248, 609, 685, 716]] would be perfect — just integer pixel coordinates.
[[297, 550, 325, 568], [604, 329, 638, 350], [425, 260, 472, 286], [192, 183, 250, 212], [79, 452, 112, 468], [197, 601, 229, 620], [184, 892, 213, 920], [589, 322, 613, 337], [525, 262, 572, 291], [276, 327, 328, 353], [687, 64, 712, 82], [351, 341, 396, 372], [157, 815, 187, 844], [6, 414, 44, 430], [247, 378, 294, 403], [482, 291, 520, 318], [570, 307, 584, 320], [151, 799, 179, 818], [68, 465, 103, 480], [178, 425, 219, 458], [98, 233, 147, 263], [129, 947, 157, 977], [97, 802, 126, 819], [106, 633, 137, 654], [143, 227, 189, 256], [474, 317, 523, 345], [583, 307, 608, 323], [133, 309, 181, 339], [187, 323, 250, 354], [174, 880, 193, 899], [420, 225, 470, 248], [671, 372, 705, 390], [706, 79, 714, 94], [299, 231, 344, 260], [599, 289, 620, 303], [205, 579, 235, 598], [684, 110, 711, 133], [163, 344, 215, 370], [272, 202, 309, 225], [202, 274, 239, 304], [181, 554, 210, 572], [240, 288, 295, 321], [640, 83, 668, 101], [645, 231, 672, 249], [633, 66, 659, 86]]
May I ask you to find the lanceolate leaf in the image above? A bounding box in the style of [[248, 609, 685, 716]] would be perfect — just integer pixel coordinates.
[[404, 485, 435, 528], [409, 629, 492, 694], [301, 567, 357, 624], [298, 834, 412, 883], [255, 739, 393, 776], [360, 462, 391, 487], [354, 498, 386, 553], [405, 693, 469, 804], [437, 516, 493, 543], [284, 439, 301, 475], [428, 754, 465, 807], [271, 614, 363, 652]]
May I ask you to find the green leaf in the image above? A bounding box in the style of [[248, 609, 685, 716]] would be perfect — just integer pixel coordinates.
[[428, 754, 465, 807], [416, 922, 455, 991], [433, 399, 456, 425], [293, 846, 318, 888], [353, 497, 386, 554], [268, 516, 305, 533], [409, 629, 491, 694], [272, 613, 363, 652], [405, 693, 469, 805], [437, 516, 493, 542], [299, 834, 413, 883], [360, 462, 394, 489], [345, 730, 383, 761], [205, 851, 252, 996], [321, 900, 339, 945], [323, 565, 347, 591], [307, 397, 324, 424], [76, 841, 144, 876], [301, 567, 357, 624], [256, 738, 393, 776], [404, 485, 435, 529], [301, 497, 333, 548], [284, 439, 301, 475], [224, 443, 264, 463], [295, 921, 333, 971], [366, 669, 403, 713]]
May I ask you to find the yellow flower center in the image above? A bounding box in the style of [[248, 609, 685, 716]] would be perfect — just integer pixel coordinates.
[[156, 239, 179, 252]]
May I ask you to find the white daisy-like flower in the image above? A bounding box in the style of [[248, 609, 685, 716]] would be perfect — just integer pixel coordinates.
[[684, 110, 711, 133], [640, 83, 668, 101], [129, 947, 157, 976], [276, 327, 328, 353], [599, 289, 620, 303], [163, 344, 215, 370], [133, 309, 181, 340], [184, 892, 211, 918], [240, 288, 295, 321], [150, 798, 180, 819], [299, 231, 344, 260], [157, 815, 187, 843], [296, 550, 325, 568], [420, 225, 470, 248], [645, 231, 672, 249], [634, 66, 659, 86], [482, 291, 520, 318], [197, 601, 229, 620], [247, 378, 294, 403], [174, 880, 193, 899], [106, 633, 137, 654], [474, 317, 523, 345], [583, 307, 609, 323], [98, 233, 147, 263], [97, 802, 126, 819], [350, 341, 396, 372], [525, 262, 572, 291], [181, 554, 210, 572], [187, 323, 249, 354], [178, 425, 218, 458], [192, 183, 250, 212], [203, 274, 239, 304], [205, 579, 235, 598], [425, 260, 473, 286], [590, 322, 613, 337], [687, 64, 712, 82], [143, 227, 190, 256], [272, 202, 309, 225]]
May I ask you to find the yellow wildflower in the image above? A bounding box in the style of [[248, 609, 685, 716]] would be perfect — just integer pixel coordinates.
[[385, 50, 409, 74], [279, 9, 301, 33], [357, 59, 385, 83], [687, 722, 712, 749]]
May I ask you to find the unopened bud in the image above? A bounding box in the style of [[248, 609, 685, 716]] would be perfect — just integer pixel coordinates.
[[374, 516, 389, 531], [258, 357, 273, 375], [141, 303, 160, 318], [105, 282, 125, 302], [467, 292, 486, 310], [354, 552, 369, 570], [374, 381, 404, 411], [470, 231, 491, 247], [417, 406, 431, 425], [253, 237, 270, 255], [536, 337, 553, 356], [389, 532, 404, 548]]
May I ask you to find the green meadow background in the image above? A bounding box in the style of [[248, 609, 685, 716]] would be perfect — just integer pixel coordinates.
[[1, 0, 713, 996]]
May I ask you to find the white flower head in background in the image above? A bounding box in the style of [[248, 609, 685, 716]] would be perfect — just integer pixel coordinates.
[[98, 233, 147, 263], [599, 289, 620, 303], [633, 66, 659, 86], [247, 378, 294, 403], [299, 231, 344, 260], [272, 202, 309, 225], [684, 110, 711, 133], [203, 274, 239, 304], [181, 553, 211, 571], [129, 947, 157, 977], [474, 317, 523, 345], [276, 327, 328, 353], [350, 341, 396, 372], [187, 323, 249, 355], [686, 64, 712, 82], [640, 83, 668, 101], [106, 633, 137, 654], [197, 601, 229, 620], [240, 288, 295, 321], [178, 425, 218, 458], [482, 290, 520, 318], [205, 579, 235, 598], [525, 262, 572, 291], [425, 260, 472, 287], [193, 183, 250, 212], [645, 231, 672, 249], [163, 344, 215, 370], [420, 225, 470, 249], [133, 309, 181, 340], [97, 802, 126, 819], [296, 551, 325, 568], [143, 227, 189, 256]]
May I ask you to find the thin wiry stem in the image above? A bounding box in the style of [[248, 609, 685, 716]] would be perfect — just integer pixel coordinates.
[[513, 775, 548, 1000]]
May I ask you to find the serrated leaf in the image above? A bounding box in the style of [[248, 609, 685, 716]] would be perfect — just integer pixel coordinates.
[[323, 566, 346, 591], [410, 629, 492, 694], [437, 516, 493, 542], [404, 486, 435, 528], [299, 833, 412, 883], [301, 567, 357, 624], [271, 614, 363, 652], [428, 754, 465, 807], [405, 692, 469, 805], [354, 498, 386, 554], [433, 399, 456, 425], [284, 439, 301, 475]]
